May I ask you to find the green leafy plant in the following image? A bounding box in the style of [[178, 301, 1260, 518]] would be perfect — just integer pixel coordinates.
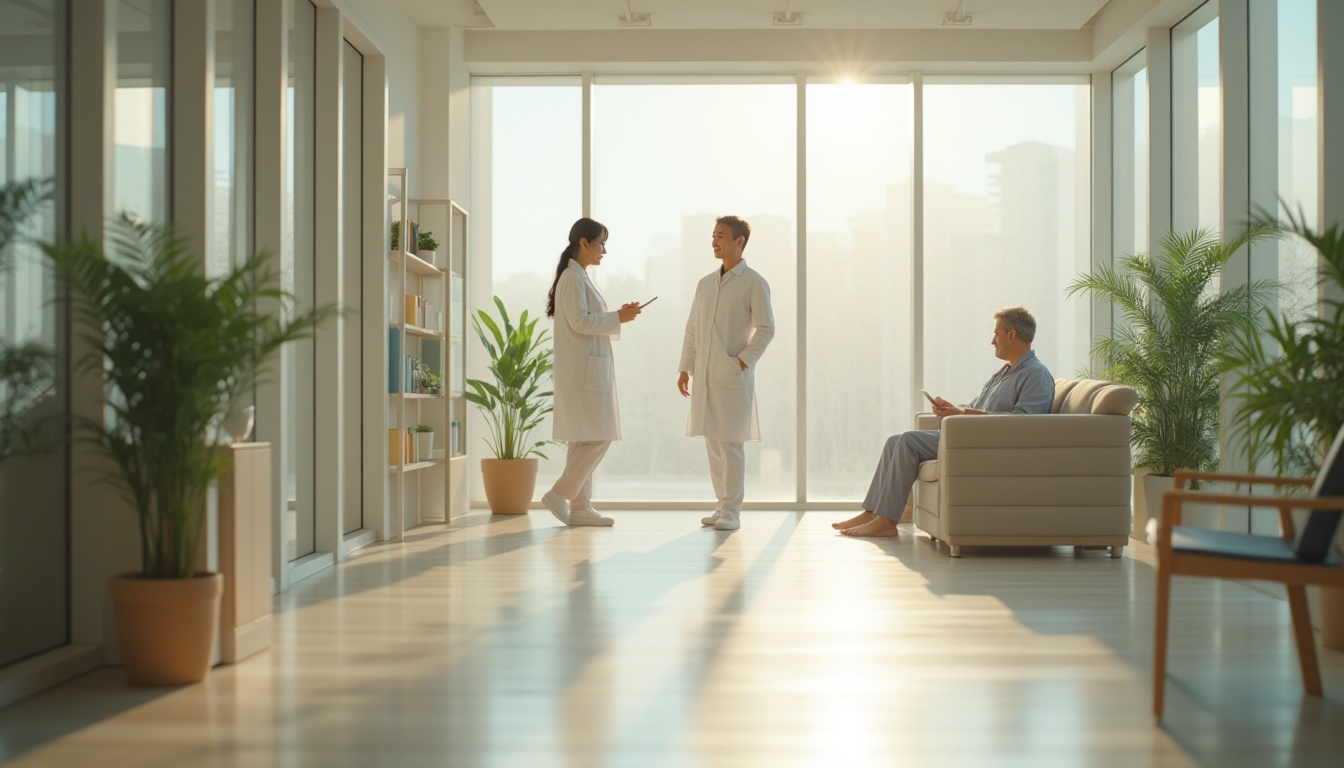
[[43, 216, 336, 578], [413, 423, 435, 433], [422, 369, 442, 395], [1067, 228, 1276, 476], [417, 230, 439, 252], [1219, 209, 1344, 476], [390, 220, 401, 250], [0, 177, 57, 462], [464, 296, 555, 460]]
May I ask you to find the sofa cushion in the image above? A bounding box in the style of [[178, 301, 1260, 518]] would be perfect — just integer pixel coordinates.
[[918, 460, 939, 482], [1052, 378, 1138, 416]]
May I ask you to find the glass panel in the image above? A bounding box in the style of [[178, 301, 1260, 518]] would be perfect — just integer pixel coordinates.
[[285, 0, 316, 560], [210, 0, 253, 279], [1172, 4, 1220, 233], [922, 79, 1091, 399], [342, 40, 363, 535], [0, 0, 67, 668], [591, 80, 797, 502], [114, 0, 171, 223], [472, 80, 582, 502], [1112, 53, 1148, 260], [1274, 0, 1318, 319], [805, 81, 914, 500]]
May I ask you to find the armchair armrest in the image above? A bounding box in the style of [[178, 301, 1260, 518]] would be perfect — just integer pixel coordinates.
[[1157, 489, 1344, 542], [915, 412, 939, 430], [1173, 468, 1315, 490], [938, 413, 1130, 449]]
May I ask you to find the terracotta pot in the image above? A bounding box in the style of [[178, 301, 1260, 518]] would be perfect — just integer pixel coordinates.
[[109, 572, 223, 686], [481, 458, 539, 515]]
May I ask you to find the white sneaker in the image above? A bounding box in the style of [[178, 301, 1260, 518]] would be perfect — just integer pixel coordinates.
[[713, 511, 740, 531], [568, 508, 614, 527], [700, 510, 721, 527], [541, 490, 570, 525]]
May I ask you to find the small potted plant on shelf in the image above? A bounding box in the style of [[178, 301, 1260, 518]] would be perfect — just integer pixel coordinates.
[[422, 370, 442, 396], [1066, 227, 1276, 538], [413, 423, 435, 463], [464, 296, 555, 514], [42, 215, 334, 685], [417, 230, 440, 266]]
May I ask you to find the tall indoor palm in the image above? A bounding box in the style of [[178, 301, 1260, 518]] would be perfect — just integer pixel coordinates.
[[1219, 209, 1344, 476], [1067, 228, 1275, 476]]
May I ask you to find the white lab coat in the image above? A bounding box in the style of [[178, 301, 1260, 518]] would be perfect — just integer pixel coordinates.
[[678, 260, 775, 442], [551, 261, 622, 441]]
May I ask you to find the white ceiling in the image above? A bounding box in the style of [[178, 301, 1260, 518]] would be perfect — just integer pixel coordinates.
[[389, 0, 1115, 32]]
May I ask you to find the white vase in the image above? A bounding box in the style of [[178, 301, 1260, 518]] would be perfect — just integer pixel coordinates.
[[415, 432, 434, 463], [222, 405, 256, 443], [417, 249, 437, 266]]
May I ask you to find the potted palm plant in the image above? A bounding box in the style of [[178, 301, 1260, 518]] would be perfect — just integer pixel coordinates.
[[43, 215, 332, 685], [1219, 210, 1344, 649], [1067, 228, 1276, 538], [464, 296, 555, 514]]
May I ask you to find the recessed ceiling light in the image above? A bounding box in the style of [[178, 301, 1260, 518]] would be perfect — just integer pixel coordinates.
[[772, 12, 803, 27], [617, 12, 651, 27]]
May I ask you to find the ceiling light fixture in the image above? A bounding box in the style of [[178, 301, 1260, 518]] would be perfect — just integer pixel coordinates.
[[618, 0, 651, 27], [773, 0, 803, 27], [942, 0, 972, 27]]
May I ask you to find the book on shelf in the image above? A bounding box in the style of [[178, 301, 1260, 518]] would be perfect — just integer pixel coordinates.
[[387, 328, 401, 393]]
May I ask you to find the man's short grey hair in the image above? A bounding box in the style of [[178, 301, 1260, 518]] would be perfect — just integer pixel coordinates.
[[994, 306, 1037, 344]]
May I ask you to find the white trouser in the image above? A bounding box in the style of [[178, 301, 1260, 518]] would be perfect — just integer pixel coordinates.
[[705, 439, 746, 514], [551, 440, 611, 511]]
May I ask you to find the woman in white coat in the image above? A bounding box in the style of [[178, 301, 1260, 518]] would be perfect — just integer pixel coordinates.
[[540, 218, 642, 527]]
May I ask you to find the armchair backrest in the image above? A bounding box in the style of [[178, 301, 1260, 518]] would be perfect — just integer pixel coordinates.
[[1295, 424, 1344, 561], [1051, 378, 1138, 417]]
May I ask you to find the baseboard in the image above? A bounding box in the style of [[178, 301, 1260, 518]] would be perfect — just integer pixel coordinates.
[[0, 644, 102, 708], [222, 615, 272, 664]]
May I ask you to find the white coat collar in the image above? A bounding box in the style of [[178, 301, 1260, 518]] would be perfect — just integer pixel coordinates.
[[720, 259, 747, 279]]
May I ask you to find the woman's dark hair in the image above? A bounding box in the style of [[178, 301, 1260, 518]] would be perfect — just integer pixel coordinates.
[[546, 217, 607, 318]]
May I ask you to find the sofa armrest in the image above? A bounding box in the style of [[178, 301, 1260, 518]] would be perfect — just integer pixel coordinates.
[[915, 412, 939, 430]]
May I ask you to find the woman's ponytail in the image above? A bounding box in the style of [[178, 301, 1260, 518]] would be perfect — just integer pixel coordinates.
[[546, 217, 608, 318]]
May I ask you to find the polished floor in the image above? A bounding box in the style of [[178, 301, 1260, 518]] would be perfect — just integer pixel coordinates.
[[2, 510, 1343, 767]]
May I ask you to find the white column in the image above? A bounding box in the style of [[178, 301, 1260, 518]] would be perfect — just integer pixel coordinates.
[[313, 5, 343, 558], [172, 0, 213, 252], [1092, 70, 1114, 355], [794, 75, 807, 504], [1147, 27, 1173, 249], [361, 50, 391, 539]]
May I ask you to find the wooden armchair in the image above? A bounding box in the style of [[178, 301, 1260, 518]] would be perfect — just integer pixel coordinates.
[[1152, 426, 1344, 718]]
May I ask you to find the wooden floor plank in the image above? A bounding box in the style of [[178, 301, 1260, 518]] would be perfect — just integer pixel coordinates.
[[2, 510, 1343, 767]]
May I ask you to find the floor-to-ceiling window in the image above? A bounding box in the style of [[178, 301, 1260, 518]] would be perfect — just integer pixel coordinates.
[[1172, 2, 1221, 234], [589, 79, 798, 502], [472, 75, 1091, 505], [922, 78, 1091, 393], [209, 0, 253, 279], [285, 0, 316, 560], [113, 0, 170, 224], [1113, 52, 1149, 261], [0, 0, 66, 669], [341, 39, 363, 535], [805, 79, 913, 500]]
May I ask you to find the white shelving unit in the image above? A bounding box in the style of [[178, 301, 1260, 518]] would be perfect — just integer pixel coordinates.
[[385, 169, 452, 535]]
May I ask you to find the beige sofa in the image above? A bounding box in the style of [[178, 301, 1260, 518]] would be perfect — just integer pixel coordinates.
[[912, 378, 1138, 558]]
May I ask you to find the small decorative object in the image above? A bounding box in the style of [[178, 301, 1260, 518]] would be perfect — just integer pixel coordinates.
[[389, 220, 401, 252], [221, 404, 255, 443], [413, 423, 435, 463], [422, 370, 442, 396], [417, 230, 440, 266]]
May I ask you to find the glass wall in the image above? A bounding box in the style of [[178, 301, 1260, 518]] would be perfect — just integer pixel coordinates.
[[114, 0, 171, 223], [285, 0, 317, 559], [0, 0, 66, 669], [1172, 3, 1221, 234], [1113, 52, 1149, 260], [922, 78, 1091, 394], [805, 80, 913, 499], [209, 0, 254, 279], [590, 79, 798, 502]]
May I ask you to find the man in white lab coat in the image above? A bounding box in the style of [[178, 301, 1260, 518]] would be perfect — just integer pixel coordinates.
[[677, 216, 775, 531]]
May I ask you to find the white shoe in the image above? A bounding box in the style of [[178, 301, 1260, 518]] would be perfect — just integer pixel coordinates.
[[541, 490, 570, 525], [568, 508, 614, 527], [713, 511, 740, 531], [701, 510, 721, 527]]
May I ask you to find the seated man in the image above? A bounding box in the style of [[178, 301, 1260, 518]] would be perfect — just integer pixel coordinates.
[[835, 306, 1055, 538]]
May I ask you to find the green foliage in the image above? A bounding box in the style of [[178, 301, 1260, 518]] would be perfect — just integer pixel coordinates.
[[1219, 209, 1344, 476], [422, 370, 442, 393], [417, 230, 440, 252], [43, 216, 336, 578], [413, 423, 435, 433], [1067, 228, 1276, 476], [463, 296, 555, 460], [0, 177, 57, 462], [389, 220, 401, 251]]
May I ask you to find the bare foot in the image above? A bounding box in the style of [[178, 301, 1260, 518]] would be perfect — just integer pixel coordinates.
[[840, 516, 899, 538], [832, 511, 876, 530]]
